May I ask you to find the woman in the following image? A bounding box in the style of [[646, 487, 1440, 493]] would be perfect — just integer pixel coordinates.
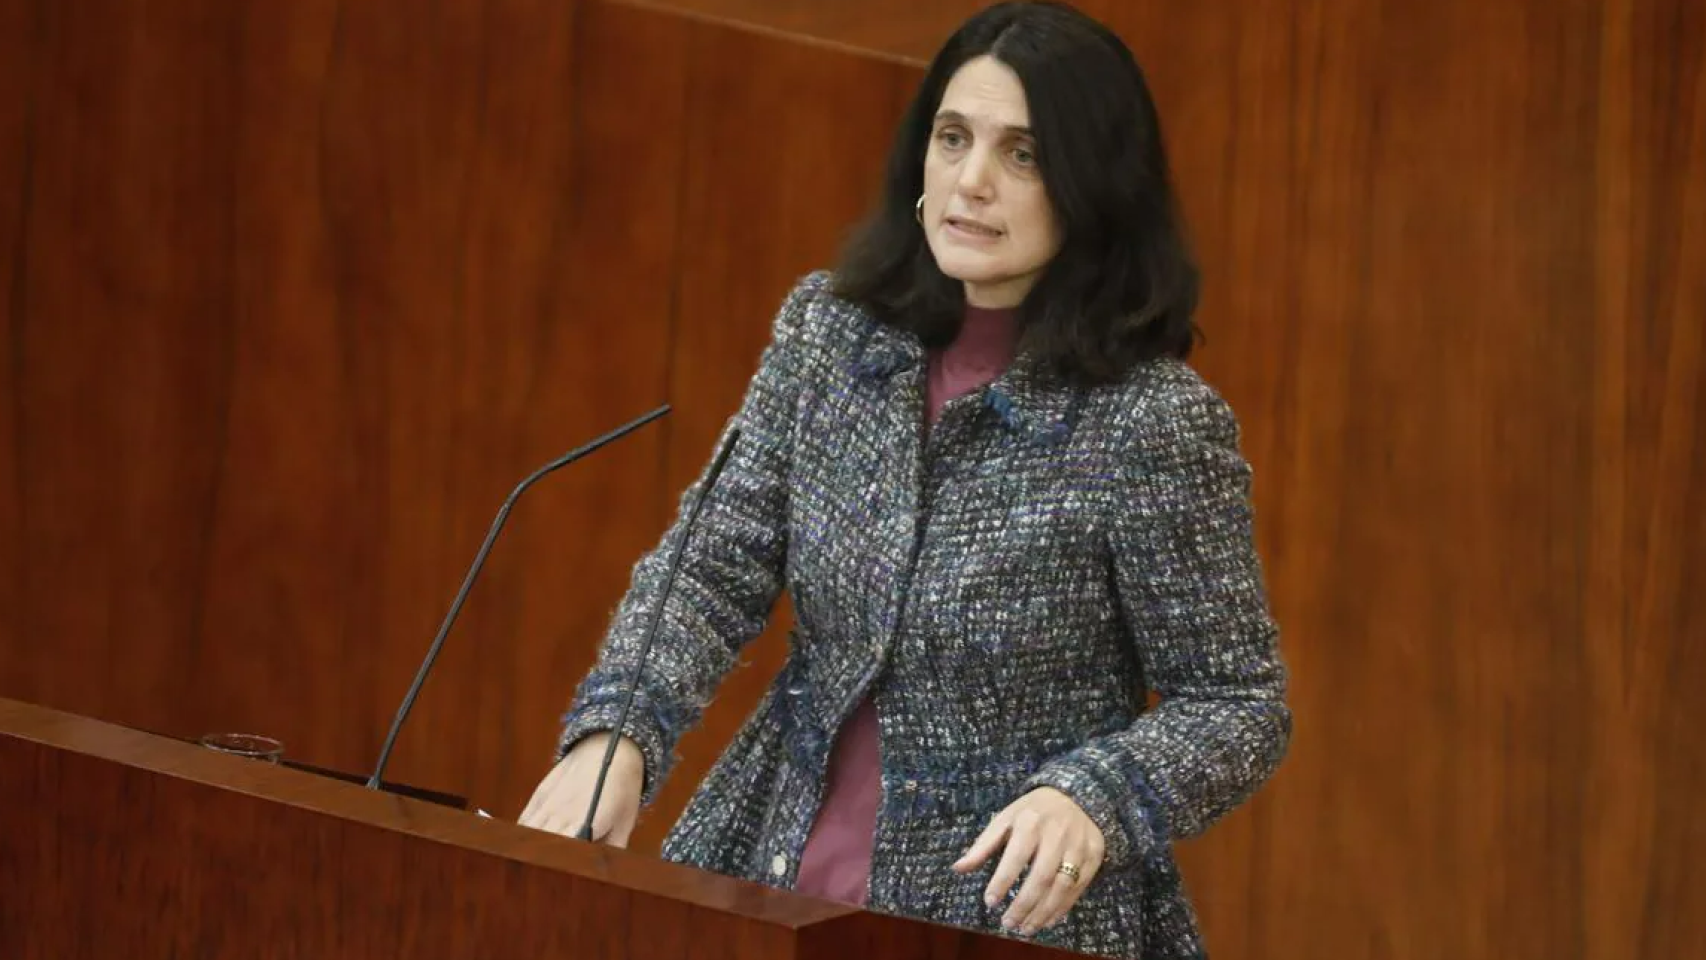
[[520, 3, 1290, 958]]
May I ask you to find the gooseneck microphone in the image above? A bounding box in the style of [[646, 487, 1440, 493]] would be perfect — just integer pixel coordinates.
[[577, 426, 743, 841], [366, 404, 672, 791]]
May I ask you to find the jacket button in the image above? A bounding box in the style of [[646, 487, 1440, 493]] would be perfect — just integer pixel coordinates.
[[771, 854, 788, 877]]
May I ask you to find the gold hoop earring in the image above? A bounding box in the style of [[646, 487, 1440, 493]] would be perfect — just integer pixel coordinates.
[[915, 194, 925, 224]]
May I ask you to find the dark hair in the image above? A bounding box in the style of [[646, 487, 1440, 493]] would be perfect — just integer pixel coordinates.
[[830, 1, 1201, 386]]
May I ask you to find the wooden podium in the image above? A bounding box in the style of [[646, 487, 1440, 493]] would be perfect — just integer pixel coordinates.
[[0, 697, 1077, 959]]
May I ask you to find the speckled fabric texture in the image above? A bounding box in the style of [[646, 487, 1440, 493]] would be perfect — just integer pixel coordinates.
[[558, 271, 1290, 960]]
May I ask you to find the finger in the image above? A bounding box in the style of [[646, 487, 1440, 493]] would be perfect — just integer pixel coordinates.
[[563, 795, 602, 840], [608, 808, 637, 848], [1041, 825, 1107, 930], [540, 784, 590, 839], [985, 811, 1041, 910], [519, 770, 550, 825], [1003, 825, 1065, 933], [1032, 847, 1087, 931], [955, 810, 1013, 872], [573, 783, 634, 843], [534, 801, 567, 837], [524, 761, 574, 830], [522, 781, 562, 828], [1082, 836, 1106, 885], [521, 788, 555, 831], [604, 791, 639, 847]]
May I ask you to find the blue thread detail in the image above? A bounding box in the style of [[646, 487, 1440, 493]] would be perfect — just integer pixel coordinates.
[[984, 388, 1024, 430], [1123, 759, 1174, 843], [572, 667, 695, 744], [850, 357, 889, 379], [846, 325, 919, 380], [881, 759, 1046, 819], [774, 658, 830, 771], [874, 733, 1110, 819], [845, 324, 886, 379], [1042, 393, 1083, 444], [984, 385, 1085, 443]]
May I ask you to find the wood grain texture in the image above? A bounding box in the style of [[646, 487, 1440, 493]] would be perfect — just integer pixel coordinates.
[[0, 697, 1080, 960], [2, 0, 1702, 958], [0, 0, 673, 821]]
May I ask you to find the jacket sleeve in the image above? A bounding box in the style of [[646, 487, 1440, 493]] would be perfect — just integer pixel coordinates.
[[1022, 371, 1291, 872], [555, 272, 827, 803]]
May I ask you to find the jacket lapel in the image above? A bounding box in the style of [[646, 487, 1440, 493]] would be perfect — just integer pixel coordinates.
[[983, 353, 1082, 448]]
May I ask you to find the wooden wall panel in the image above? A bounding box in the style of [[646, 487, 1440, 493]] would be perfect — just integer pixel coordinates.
[[0, 0, 680, 819], [3, 0, 1702, 958], [0, 0, 33, 705], [501, 0, 697, 836], [1589, 6, 1706, 959], [3, 0, 248, 729]]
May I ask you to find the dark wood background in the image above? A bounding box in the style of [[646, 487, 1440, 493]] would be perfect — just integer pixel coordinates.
[[1, 0, 1700, 957]]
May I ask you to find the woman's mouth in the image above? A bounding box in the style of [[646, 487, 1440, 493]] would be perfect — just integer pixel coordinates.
[[945, 216, 1003, 240]]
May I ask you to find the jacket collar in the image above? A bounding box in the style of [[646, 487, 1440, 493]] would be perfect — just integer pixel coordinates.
[[848, 321, 1081, 445]]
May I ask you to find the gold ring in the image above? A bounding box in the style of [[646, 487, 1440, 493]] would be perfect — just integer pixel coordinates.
[[1057, 861, 1081, 882]]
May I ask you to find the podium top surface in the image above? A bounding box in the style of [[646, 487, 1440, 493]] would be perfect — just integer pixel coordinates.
[[3, 696, 1083, 959], [0, 695, 856, 928]]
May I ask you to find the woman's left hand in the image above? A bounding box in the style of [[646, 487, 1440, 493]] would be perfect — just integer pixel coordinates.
[[952, 786, 1106, 935]]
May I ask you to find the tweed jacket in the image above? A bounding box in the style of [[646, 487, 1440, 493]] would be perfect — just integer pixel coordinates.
[[557, 271, 1291, 960]]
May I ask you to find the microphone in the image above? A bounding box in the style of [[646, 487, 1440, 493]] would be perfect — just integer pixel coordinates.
[[366, 404, 673, 791], [577, 426, 743, 840]]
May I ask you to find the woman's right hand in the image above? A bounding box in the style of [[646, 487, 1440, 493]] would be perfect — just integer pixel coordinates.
[[518, 731, 645, 846]]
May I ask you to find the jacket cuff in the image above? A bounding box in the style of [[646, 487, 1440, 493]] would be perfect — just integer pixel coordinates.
[[1023, 750, 1163, 873], [556, 670, 691, 806]]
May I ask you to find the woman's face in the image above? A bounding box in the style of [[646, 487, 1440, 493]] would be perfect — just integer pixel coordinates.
[[920, 55, 1063, 308]]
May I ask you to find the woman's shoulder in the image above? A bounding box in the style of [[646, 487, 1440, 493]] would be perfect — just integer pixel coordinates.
[[769, 269, 889, 365], [1088, 356, 1242, 449]]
